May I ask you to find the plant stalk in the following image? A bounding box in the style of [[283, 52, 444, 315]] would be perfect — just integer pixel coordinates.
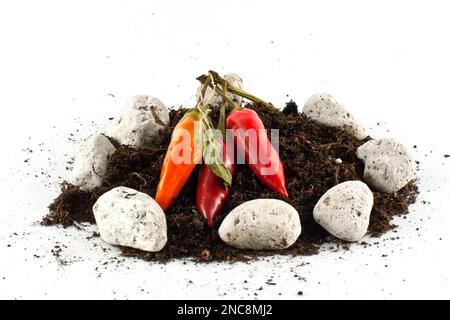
[[207, 70, 272, 107], [218, 82, 227, 136]]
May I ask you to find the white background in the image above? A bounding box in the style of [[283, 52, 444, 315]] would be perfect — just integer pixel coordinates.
[[0, 0, 449, 300]]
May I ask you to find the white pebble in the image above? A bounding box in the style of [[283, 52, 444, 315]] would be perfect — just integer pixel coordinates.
[[197, 73, 244, 106], [219, 199, 301, 250], [303, 93, 367, 140], [313, 181, 373, 242], [70, 133, 116, 191], [356, 138, 416, 193], [106, 95, 170, 147], [335, 158, 343, 164], [93, 187, 167, 252]]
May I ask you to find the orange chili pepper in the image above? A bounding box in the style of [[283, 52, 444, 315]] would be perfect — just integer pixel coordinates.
[[155, 109, 203, 211]]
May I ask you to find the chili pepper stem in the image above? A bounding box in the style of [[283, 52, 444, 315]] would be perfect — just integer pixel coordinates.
[[213, 85, 241, 111], [207, 70, 272, 107], [197, 74, 212, 106], [218, 92, 227, 136], [200, 72, 242, 111]]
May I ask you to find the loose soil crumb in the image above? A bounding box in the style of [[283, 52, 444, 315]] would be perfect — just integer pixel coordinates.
[[42, 102, 418, 262]]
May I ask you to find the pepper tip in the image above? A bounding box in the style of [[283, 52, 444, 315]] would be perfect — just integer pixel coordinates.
[[155, 194, 171, 213], [206, 217, 215, 228], [280, 188, 289, 198]]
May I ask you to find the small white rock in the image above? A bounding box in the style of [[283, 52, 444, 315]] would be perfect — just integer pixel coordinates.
[[356, 138, 417, 192], [106, 95, 170, 147], [197, 73, 244, 106], [70, 133, 116, 191], [219, 199, 301, 250], [303, 93, 367, 140], [335, 158, 343, 164], [313, 181, 373, 242], [93, 187, 167, 252]]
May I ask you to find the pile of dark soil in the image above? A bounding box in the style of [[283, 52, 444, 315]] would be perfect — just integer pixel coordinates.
[[42, 102, 418, 262]]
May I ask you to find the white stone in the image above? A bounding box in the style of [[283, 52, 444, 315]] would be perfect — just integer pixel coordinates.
[[356, 138, 417, 193], [218, 199, 301, 250], [93, 187, 167, 252], [197, 73, 244, 106], [313, 181, 373, 242], [106, 95, 170, 147], [303, 93, 367, 140], [70, 133, 116, 191]]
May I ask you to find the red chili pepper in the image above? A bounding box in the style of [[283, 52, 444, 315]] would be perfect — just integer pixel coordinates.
[[197, 139, 236, 227], [156, 75, 232, 212], [195, 71, 288, 226], [226, 108, 288, 198]]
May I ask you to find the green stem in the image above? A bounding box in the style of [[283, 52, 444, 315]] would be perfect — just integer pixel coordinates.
[[207, 70, 272, 107], [217, 82, 228, 136], [197, 73, 241, 111], [218, 104, 226, 136], [212, 82, 241, 110], [197, 75, 212, 108]]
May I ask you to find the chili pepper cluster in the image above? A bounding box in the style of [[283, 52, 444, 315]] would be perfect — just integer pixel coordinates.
[[155, 71, 288, 227], [60, 70, 418, 256]]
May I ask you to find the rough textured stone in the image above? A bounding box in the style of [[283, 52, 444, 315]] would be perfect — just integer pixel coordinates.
[[93, 187, 167, 252], [356, 138, 417, 192], [70, 133, 116, 191], [106, 95, 170, 147], [303, 93, 367, 140], [313, 181, 373, 242], [219, 199, 301, 250]]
